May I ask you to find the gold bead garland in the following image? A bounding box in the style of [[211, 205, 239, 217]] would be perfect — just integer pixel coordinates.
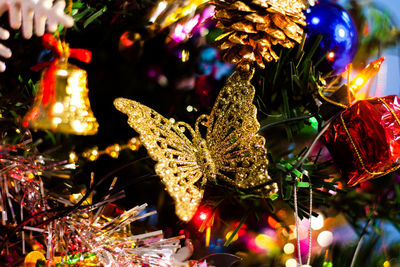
[[69, 137, 141, 163]]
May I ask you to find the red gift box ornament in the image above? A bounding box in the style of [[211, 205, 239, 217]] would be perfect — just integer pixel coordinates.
[[323, 95, 400, 186]]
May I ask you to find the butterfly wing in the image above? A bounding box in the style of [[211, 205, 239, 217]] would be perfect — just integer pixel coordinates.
[[205, 70, 278, 195], [114, 98, 204, 221]]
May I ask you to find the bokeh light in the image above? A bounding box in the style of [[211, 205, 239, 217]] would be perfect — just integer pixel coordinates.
[[311, 213, 325, 230], [283, 243, 295, 254], [285, 258, 297, 267], [255, 234, 273, 250], [225, 231, 239, 243], [317, 231, 334, 247]]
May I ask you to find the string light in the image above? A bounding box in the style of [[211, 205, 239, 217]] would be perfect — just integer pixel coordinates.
[[148, 1, 168, 23], [69, 137, 141, 163], [349, 57, 385, 95], [195, 208, 214, 247], [205, 226, 211, 247], [199, 212, 207, 221], [181, 49, 190, 62], [225, 231, 239, 243], [327, 52, 335, 61]]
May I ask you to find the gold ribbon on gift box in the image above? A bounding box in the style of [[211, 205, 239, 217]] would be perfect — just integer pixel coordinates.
[[319, 58, 400, 183], [340, 97, 400, 181]]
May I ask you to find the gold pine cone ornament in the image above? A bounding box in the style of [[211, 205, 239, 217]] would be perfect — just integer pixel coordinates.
[[213, 0, 307, 70]]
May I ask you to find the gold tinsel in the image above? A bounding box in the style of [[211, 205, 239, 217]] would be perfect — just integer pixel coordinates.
[[213, 0, 307, 70]]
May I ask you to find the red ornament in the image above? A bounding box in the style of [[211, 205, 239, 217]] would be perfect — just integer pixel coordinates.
[[323, 95, 400, 186], [192, 206, 213, 227]]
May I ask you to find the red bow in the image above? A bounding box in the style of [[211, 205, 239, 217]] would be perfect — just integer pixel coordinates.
[[30, 34, 92, 105], [31, 33, 92, 72]]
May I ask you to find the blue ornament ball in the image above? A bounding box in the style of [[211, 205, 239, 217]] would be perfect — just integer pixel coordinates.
[[305, 0, 358, 74]]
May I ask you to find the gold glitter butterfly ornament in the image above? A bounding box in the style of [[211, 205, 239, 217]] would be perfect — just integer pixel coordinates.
[[114, 70, 278, 221]]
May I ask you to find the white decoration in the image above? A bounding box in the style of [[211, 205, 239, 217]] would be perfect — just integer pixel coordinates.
[[172, 239, 194, 263], [0, 0, 74, 71], [0, 27, 11, 71]]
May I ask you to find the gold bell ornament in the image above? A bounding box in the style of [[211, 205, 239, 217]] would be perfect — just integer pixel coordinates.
[[23, 34, 98, 135]]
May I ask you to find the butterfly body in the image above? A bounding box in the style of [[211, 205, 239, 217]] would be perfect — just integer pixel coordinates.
[[192, 136, 217, 183], [115, 70, 278, 221]]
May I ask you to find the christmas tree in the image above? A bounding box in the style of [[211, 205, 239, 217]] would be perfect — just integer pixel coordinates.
[[0, 0, 400, 266]]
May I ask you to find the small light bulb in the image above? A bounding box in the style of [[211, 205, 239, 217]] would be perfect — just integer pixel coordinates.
[[327, 52, 335, 61], [69, 152, 77, 163], [181, 50, 190, 62], [53, 102, 64, 114], [53, 117, 62, 124], [199, 212, 207, 220], [186, 105, 194, 112], [57, 69, 69, 76], [72, 120, 86, 133], [225, 231, 238, 243], [355, 77, 364, 86]]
